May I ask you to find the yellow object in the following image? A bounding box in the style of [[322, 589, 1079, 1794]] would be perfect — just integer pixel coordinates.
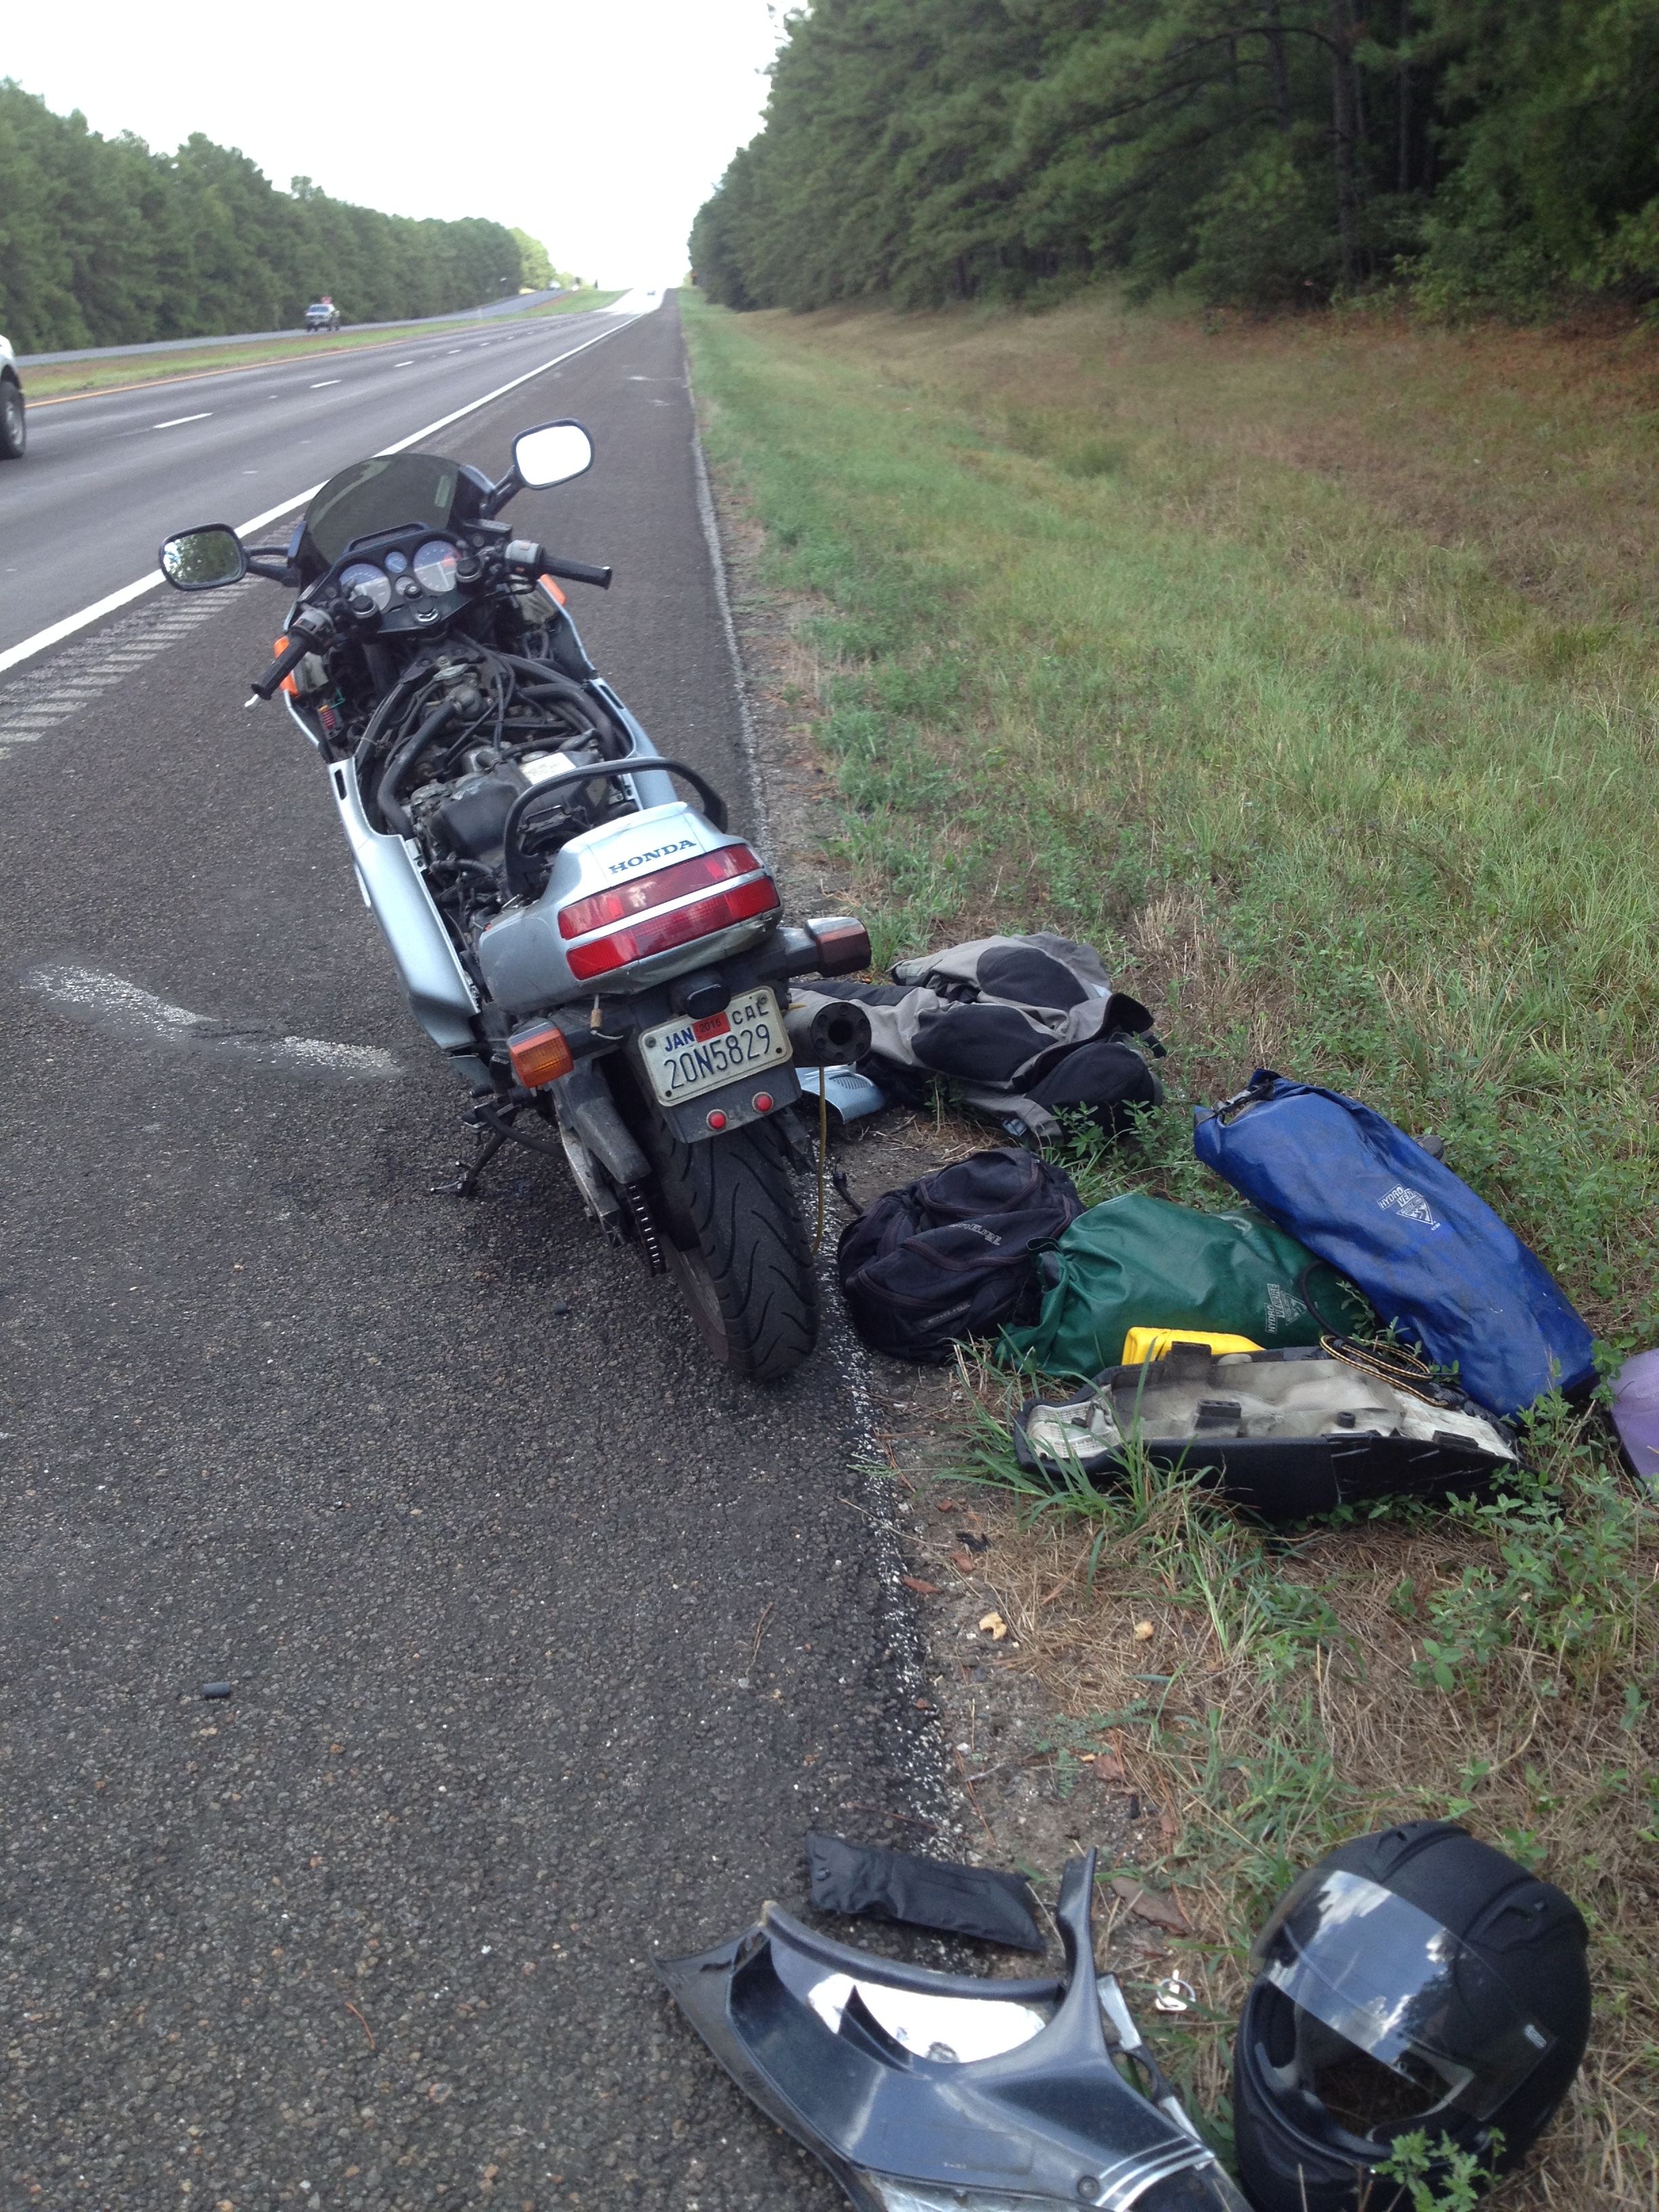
[[1121, 1326, 1263, 1365]]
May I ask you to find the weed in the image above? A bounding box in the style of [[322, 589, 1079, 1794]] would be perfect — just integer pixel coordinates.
[[1376, 2129, 1504, 2212]]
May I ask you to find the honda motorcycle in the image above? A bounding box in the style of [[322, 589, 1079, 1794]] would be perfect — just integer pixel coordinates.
[[158, 421, 872, 1380]]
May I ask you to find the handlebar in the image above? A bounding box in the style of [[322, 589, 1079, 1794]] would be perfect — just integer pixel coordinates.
[[541, 555, 613, 591], [245, 533, 612, 705], [251, 630, 316, 701], [505, 538, 612, 591]]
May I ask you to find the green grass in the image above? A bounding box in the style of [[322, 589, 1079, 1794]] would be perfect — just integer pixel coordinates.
[[682, 285, 1659, 2203], [682, 288, 1659, 1348]]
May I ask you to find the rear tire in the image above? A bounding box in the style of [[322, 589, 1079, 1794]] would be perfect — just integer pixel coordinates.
[[644, 1114, 819, 1381], [0, 382, 24, 461]]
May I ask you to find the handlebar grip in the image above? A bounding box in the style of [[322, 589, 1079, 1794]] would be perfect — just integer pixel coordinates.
[[539, 555, 613, 591], [251, 630, 314, 701]]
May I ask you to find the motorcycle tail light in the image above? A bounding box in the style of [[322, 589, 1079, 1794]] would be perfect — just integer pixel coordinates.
[[558, 844, 766, 939], [567, 876, 781, 980], [508, 1021, 575, 1088], [559, 844, 781, 981]]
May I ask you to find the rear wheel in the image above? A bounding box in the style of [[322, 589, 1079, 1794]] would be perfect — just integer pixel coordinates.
[[0, 381, 24, 461], [642, 1113, 819, 1381]]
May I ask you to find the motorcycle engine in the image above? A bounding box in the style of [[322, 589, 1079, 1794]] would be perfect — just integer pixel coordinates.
[[365, 647, 626, 943], [417, 741, 610, 870]]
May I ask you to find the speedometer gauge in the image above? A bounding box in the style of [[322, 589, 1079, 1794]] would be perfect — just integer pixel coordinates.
[[339, 560, 392, 611], [413, 539, 459, 594]]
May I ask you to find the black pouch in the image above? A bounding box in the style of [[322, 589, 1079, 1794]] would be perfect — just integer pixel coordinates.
[[1020, 1036, 1164, 1140], [806, 1832, 1044, 1951], [836, 1148, 1083, 1363]]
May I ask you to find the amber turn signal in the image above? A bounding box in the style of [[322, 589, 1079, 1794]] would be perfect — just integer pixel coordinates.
[[806, 917, 872, 976], [508, 1022, 575, 1088]]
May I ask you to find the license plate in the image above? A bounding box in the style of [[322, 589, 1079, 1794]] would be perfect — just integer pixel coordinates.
[[638, 987, 792, 1107]]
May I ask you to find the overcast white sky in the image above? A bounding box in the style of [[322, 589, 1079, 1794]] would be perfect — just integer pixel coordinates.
[[3, 1, 784, 287]]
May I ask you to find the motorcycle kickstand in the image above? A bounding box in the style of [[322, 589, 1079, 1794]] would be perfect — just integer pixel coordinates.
[[431, 1114, 511, 1198]]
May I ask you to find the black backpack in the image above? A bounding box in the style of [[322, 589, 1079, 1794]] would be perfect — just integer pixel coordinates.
[[837, 1148, 1084, 1364]]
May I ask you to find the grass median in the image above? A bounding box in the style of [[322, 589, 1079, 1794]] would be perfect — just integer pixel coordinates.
[[682, 286, 1658, 2203], [24, 292, 624, 405]]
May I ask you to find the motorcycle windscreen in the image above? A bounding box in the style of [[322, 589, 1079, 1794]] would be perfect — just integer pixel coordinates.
[[303, 451, 462, 566], [1251, 1869, 1554, 2120]]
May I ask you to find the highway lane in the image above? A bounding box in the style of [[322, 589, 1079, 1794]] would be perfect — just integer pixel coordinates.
[[0, 293, 935, 2210], [0, 305, 639, 660], [17, 285, 585, 366]]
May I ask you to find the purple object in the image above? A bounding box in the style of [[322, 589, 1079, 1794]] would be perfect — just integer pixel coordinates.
[[1611, 1350, 1659, 1489]]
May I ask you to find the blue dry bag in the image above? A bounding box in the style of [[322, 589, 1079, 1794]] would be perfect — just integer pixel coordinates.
[[1193, 1073, 1595, 1416]]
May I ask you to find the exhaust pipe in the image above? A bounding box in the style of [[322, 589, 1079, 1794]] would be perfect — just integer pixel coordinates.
[[785, 997, 872, 1067]]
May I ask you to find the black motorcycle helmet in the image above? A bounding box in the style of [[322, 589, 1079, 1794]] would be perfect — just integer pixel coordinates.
[[1232, 1822, 1590, 2212]]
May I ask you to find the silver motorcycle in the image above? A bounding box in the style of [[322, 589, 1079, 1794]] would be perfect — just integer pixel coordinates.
[[159, 420, 871, 1380]]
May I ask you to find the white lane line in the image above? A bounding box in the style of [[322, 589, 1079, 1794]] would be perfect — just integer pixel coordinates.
[[394, 361, 414, 367], [154, 412, 213, 429], [0, 314, 639, 680], [23, 962, 401, 1079], [310, 379, 341, 389]]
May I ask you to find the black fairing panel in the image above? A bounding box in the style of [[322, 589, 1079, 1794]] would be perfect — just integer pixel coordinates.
[[657, 1852, 1246, 2210]]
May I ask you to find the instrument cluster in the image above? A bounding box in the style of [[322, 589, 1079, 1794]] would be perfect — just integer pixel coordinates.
[[340, 537, 462, 613]]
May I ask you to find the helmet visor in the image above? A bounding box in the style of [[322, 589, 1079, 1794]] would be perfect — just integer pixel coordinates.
[[1251, 1869, 1555, 2121]]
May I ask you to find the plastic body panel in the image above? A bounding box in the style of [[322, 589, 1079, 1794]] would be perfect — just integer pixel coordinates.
[[327, 756, 480, 1051], [657, 1851, 1242, 2212]]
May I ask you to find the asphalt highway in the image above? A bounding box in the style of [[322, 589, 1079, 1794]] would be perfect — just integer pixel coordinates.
[[18, 285, 584, 367], [1, 304, 640, 659], [0, 295, 934, 2209]]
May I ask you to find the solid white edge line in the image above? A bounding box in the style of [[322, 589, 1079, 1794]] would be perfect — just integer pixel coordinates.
[[0, 315, 641, 680], [688, 377, 771, 857]]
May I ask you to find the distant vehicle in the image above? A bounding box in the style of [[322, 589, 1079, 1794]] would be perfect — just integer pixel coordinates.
[[0, 334, 24, 460], [304, 298, 342, 333]]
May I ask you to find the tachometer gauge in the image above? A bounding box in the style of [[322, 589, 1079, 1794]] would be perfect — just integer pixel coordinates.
[[413, 538, 459, 594], [339, 560, 392, 611]]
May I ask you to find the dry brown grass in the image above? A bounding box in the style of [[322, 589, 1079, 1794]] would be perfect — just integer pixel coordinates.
[[918, 1353, 1659, 2209], [771, 293, 1659, 671]]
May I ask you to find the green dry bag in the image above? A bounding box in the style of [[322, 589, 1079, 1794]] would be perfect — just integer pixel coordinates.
[[1002, 1192, 1363, 1378]]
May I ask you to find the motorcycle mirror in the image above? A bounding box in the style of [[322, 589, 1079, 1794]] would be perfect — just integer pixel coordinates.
[[512, 421, 594, 489], [158, 525, 247, 590]]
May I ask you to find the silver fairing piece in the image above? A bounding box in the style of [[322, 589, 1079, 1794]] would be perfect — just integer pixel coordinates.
[[657, 1850, 1246, 2212], [326, 754, 479, 1051], [476, 798, 771, 1015]]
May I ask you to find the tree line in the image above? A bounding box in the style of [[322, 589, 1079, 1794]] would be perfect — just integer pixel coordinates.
[[0, 80, 555, 352], [691, 1, 1659, 315]]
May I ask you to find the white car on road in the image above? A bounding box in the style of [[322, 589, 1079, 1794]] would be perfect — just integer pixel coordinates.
[[0, 334, 24, 459]]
